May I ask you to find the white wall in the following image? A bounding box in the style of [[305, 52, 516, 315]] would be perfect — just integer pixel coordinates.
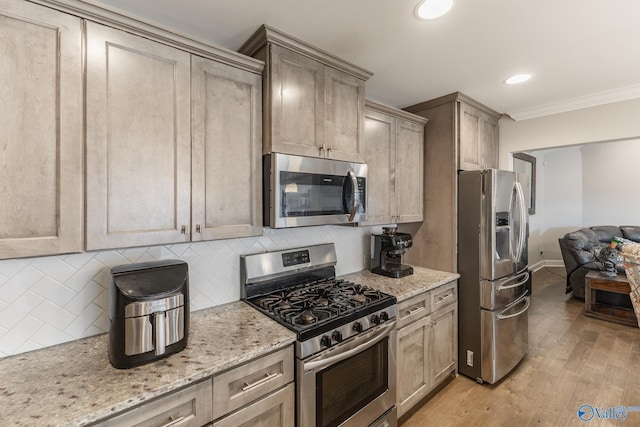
[[499, 97, 640, 266], [581, 140, 640, 225]]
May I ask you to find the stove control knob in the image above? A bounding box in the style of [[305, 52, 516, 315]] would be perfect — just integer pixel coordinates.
[[371, 314, 380, 325], [332, 331, 343, 343], [320, 335, 332, 348], [352, 322, 363, 333], [380, 311, 389, 322]]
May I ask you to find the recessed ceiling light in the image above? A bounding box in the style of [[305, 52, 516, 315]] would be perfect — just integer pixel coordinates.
[[505, 74, 532, 85], [415, 0, 454, 20]]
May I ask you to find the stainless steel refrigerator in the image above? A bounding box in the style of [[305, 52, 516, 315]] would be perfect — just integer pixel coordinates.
[[458, 169, 530, 384]]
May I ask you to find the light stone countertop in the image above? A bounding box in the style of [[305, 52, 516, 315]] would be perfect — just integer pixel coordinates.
[[341, 266, 460, 301], [0, 301, 296, 427], [0, 266, 457, 426]]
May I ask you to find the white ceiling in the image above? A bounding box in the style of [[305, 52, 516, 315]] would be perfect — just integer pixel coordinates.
[[92, 0, 640, 120]]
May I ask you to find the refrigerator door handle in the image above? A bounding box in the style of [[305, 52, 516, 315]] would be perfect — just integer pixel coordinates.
[[497, 294, 530, 320], [496, 271, 530, 291], [512, 181, 527, 264]]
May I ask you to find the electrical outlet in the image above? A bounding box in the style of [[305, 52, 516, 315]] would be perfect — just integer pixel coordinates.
[[466, 350, 473, 367]]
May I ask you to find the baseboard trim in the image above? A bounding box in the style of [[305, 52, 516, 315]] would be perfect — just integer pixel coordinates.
[[529, 260, 565, 272]]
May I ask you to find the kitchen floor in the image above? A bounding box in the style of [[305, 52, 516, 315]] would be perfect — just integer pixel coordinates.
[[401, 267, 640, 427]]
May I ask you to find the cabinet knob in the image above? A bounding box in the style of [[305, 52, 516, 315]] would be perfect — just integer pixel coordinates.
[[181, 225, 187, 234], [195, 224, 201, 233]]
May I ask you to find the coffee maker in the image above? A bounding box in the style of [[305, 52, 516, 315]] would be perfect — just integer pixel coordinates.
[[109, 260, 189, 369], [370, 226, 414, 278]]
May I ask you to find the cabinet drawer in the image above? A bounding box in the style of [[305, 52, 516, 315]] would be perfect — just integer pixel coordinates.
[[213, 346, 294, 418], [213, 383, 294, 427], [431, 281, 457, 311], [95, 379, 213, 427], [397, 292, 431, 329]]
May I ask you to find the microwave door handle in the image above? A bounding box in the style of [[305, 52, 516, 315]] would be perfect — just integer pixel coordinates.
[[346, 170, 359, 222]]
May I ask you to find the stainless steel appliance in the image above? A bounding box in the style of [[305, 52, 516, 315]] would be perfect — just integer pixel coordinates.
[[241, 243, 397, 427], [370, 226, 414, 278], [458, 169, 530, 384], [263, 153, 367, 228], [108, 260, 189, 369]]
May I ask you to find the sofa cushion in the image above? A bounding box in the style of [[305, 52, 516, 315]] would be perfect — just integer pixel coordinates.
[[621, 226, 640, 242], [590, 226, 622, 244], [563, 228, 600, 265]]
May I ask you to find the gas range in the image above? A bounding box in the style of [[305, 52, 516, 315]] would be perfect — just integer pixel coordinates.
[[240, 243, 398, 427], [240, 243, 397, 359]]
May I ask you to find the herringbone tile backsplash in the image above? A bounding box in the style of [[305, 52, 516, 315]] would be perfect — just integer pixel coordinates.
[[0, 225, 384, 358]]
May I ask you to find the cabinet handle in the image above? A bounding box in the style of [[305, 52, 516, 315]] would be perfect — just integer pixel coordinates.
[[406, 305, 424, 315], [242, 371, 279, 392], [180, 225, 187, 234], [161, 415, 185, 427], [195, 224, 201, 233], [438, 293, 451, 301]]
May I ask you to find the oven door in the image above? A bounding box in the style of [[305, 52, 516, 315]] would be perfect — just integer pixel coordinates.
[[297, 321, 396, 427]]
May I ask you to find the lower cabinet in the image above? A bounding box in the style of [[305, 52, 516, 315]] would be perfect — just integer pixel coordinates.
[[396, 281, 457, 418], [94, 379, 213, 427], [93, 346, 294, 427]]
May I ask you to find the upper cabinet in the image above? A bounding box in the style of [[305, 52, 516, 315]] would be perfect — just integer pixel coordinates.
[[405, 92, 500, 172], [85, 22, 192, 250], [459, 102, 499, 171], [86, 22, 264, 251], [0, 0, 83, 259], [239, 25, 372, 163], [363, 101, 426, 225], [191, 55, 263, 241]]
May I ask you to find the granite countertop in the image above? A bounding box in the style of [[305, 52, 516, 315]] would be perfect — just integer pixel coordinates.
[[0, 301, 296, 427], [341, 266, 460, 301]]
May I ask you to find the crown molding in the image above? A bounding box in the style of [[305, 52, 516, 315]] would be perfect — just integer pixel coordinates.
[[27, 0, 264, 74], [507, 84, 640, 121]]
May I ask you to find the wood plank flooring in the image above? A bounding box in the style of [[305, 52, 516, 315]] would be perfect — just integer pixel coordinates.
[[401, 267, 640, 427]]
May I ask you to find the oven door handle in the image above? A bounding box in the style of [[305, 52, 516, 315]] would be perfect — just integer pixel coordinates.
[[304, 322, 395, 372]]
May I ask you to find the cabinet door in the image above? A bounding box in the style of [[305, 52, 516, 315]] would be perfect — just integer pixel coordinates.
[[396, 315, 431, 418], [395, 119, 424, 223], [191, 56, 262, 241], [363, 109, 395, 225], [85, 22, 191, 250], [480, 113, 499, 169], [325, 67, 365, 162], [213, 383, 294, 427], [459, 102, 499, 171], [458, 102, 483, 171], [0, 0, 82, 259], [429, 303, 457, 387], [269, 45, 324, 158]]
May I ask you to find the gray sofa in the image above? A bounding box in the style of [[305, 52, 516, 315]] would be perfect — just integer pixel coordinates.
[[558, 225, 640, 299]]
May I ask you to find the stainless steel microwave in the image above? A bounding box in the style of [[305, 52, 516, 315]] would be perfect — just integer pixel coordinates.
[[263, 153, 367, 228]]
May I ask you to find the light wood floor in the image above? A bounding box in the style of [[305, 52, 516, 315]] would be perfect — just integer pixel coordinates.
[[401, 267, 640, 427]]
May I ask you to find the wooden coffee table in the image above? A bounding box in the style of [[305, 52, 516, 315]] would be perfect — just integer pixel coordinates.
[[584, 271, 638, 327]]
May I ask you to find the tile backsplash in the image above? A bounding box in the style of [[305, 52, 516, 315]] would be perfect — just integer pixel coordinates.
[[0, 225, 384, 358]]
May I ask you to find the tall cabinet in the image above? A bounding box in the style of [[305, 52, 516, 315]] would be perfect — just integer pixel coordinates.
[[398, 92, 500, 273], [239, 25, 372, 163], [0, 0, 83, 259]]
